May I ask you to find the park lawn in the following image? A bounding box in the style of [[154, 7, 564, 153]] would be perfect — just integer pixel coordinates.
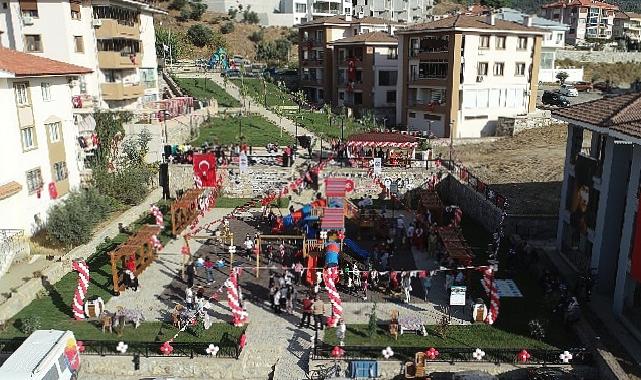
[[192, 115, 292, 147], [0, 203, 175, 340], [297, 111, 366, 139], [215, 197, 289, 209], [174, 77, 241, 108], [324, 324, 557, 350], [231, 78, 297, 108]]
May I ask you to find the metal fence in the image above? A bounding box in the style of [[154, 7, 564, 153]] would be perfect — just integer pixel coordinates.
[[312, 342, 592, 365], [0, 337, 241, 359]]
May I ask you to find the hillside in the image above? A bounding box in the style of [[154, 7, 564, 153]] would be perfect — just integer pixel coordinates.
[[434, 0, 641, 14], [155, 1, 298, 62]]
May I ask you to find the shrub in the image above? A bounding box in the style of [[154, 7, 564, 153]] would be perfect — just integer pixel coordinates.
[[46, 189, 117, 247], [190, 1, 207, 20], [220, 21, 235, 34], [249, 30, 264, 43], [242, 6, 260, 24], [17, 315, 42, 335], [187, 23, 215, 47], [227, 7, 238, 20], [169, 0, 187, 10], [367, 303, 377, 337], [178, 8, 191, 21]]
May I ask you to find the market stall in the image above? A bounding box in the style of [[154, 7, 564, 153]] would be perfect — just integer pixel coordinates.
[[346, 132, 418, 168]]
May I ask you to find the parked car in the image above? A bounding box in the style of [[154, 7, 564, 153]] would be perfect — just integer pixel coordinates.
[[572, 81, 593, 92], [559, 84, 579, 97], [542, 91, 570, 107], [528, 367, 579, 379]]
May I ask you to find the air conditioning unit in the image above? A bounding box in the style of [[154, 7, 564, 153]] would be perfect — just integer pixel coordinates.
[[22, 16, 33, 25], [476, 75, 485, 83], [91, 19, 103, 27]]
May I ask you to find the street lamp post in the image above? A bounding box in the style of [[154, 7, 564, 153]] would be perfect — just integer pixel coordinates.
[[449, 120, 454, 167], [238, 111, 243, 140], [340, 116, 344, 141]]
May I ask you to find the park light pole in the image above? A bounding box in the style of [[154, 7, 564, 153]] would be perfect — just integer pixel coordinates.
[[237, 111, 243, 140], [449, 120, 454, 167]]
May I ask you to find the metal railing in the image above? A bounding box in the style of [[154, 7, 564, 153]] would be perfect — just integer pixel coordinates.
[[312, 341, 592, 365], [0, 337, 242, 359]]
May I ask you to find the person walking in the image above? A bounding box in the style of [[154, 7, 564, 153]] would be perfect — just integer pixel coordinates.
[[312, 295, 325, 330], [185, 286, 194, 310], [286, 284, 296, 314], [273, 287, 283, 314], [244, 234, 254, 261], [336, 318, 346, 346], [186, 261, 195, 288], [402, 272, 412, 304], [422, 275, 432, 302], [300, 294, 313, 328], [204, 257, 215, 285]]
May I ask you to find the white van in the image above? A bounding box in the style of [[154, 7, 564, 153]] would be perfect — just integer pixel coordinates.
[[0, 330, 80, 380]]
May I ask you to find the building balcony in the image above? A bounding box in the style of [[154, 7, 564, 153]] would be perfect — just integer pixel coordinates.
[[301, 58, 324, 66], [300, 78, 324, 87], [94, 19, 140, 39], [101, 82, 144, 101], [408, 100, 447, 112], [97, 51, 142, 69]]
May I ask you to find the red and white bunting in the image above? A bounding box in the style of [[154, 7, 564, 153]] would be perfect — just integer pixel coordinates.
[[71, 259, 90, 320], [225, 268, 248, 326], [322, 266, 343, 328]]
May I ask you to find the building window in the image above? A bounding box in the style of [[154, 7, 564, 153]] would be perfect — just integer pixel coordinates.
[[47, 121, 62, 143], [354, 92, 363, 105], [517, 37, 528, 50], [555, 32, 563, 44], [495, 36, 506, 49], [479, 35, 490, 49], [424, 114, 441, 121], [409, 112, 416, 118], [387, 47, 398, 60], [339, 92, 345, 100], [295, 3, 306, 13], [53, 161, 68, 181], [70, 0, 81, 19], [21, 126, 36, 150], [74, 36, 84, 53], [24, 34, 42, 52], [140, 68, 157, 89], [417, 60, 448, 79], [378, 71, 398, 86], [493, 62, 504, 76], [26, 168, 43, 193], [515, 62, 526, 76], [477, 62, 489, 76], [14, 83, 29, 105], [41, 82, 51, 101], [386, 90, 396, 103]]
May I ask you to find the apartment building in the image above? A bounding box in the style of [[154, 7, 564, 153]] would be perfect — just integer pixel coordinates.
[[0, 0, 163, 110], [332, 31, 399, 123], [0, 48, 92, 233], [495, 8, 579, 83], [540, 0, 618, 46], [352, 0, 434, 23], [396, 15, 544, 138], [614, 11, 641, 44], [298, 14, 395, 105], [553, 93, 641, 341]]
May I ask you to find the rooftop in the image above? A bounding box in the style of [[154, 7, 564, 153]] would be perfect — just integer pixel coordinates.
[[541, 0, 618, 10], [331, 31, 398, 45], [299, 15, 395, 27], [397, 15, 545, 34], [615, 11, 641, 19], [347, 132, 418, 144], [497, 8, 570, 30], [0, 48, 92, 77], [553, 93, 641, 139]]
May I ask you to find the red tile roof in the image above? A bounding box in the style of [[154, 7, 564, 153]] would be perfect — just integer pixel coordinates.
[[398, 15, 544, 34], [348, 132, 418, 144], [0, 47, 92, 77], [541, 0, 618, 10], [331, 31, 398, 45], [553, 93, 641, 139]]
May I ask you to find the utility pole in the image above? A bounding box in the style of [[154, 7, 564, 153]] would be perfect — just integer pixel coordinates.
[[449, 120, 454, 166]]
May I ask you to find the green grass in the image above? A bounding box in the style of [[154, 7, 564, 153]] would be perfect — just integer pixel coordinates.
[[324, 324, 557, 349], [296, 111, 366, 139], [174, 77, 241, 108], [0, 202, 178, 341], [231, 78, 297, 108], [191, 115, 292, 146], [215, 197, 289, 209]]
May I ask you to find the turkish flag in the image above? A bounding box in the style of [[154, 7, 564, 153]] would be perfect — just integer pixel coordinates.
[[193, 153, 217, 187], [630, 196, 641, 282]]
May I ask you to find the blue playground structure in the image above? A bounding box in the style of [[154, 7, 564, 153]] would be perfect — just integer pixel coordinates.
[[343, 238, 370, 260]]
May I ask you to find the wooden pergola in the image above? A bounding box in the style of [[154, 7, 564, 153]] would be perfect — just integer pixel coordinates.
[[437, 226, 473, 266], [108, 225, 162, 294], [417, 190, 444, 225], [171, 188, 204, 235]]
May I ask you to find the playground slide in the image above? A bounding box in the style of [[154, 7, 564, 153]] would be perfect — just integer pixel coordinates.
[[343, 238, 370, 260]]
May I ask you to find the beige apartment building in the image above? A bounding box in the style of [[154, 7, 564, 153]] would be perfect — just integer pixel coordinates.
[[396, 15, 544, 138], [540, 0, 618, 46], [614, 11, 641, 45], [298, 14, 396, 106]]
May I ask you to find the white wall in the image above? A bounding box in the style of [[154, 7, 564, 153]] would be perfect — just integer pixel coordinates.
[[373, 46, 399, 108], [0, 76, 82, 234]]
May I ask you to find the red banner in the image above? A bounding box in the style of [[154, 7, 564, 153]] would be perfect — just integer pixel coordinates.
[[631, 196, 641, 282], [193, 153, 217, 187]]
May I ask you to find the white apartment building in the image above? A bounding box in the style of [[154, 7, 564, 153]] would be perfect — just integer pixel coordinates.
[[353, 0, 434, 23], [397, 15, 545, 138], [614, 11, 641, 44], [0, 48, 92, 233], [0, 0, 163, 110], [540, 0, 618, 46]]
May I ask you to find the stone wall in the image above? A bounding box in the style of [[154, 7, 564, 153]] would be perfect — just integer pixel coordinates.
[[496, 112, 554, 137], [557, 49, 641, 63]]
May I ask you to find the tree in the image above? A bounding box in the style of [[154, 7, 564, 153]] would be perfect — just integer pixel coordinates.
[[220, 21, 235, 34], [367, 302, 377, 338], [480, 0, 510, 10], [556, 71, 569, 85], [190, 1, 207, 20], [187, 23, 214, 47], [249, 30, 264, 43], [178, 8, 191, 21], [228, 7, 238, 20], [242, 6, 260, 24], [155, 27, 182, 63]]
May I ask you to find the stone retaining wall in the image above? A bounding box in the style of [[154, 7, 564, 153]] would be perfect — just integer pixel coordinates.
[[496, 112, 554, 137], [557, 49, 641, 63]]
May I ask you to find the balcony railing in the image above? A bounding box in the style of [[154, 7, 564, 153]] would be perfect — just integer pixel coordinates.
[[95, 19, 140, 39], [101, 82, 144, 101], [97, 51, 142, 69]]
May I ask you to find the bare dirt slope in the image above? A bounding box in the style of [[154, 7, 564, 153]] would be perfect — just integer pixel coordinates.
[[441, 125, 568, 215]]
